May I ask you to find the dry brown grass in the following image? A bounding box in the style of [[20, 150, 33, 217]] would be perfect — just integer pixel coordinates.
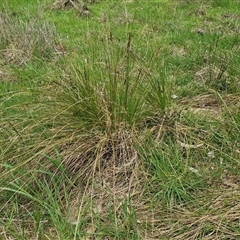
[[0, 9, 57, 65], [131, 186, 240, 239], [179, 92, 240, 119]]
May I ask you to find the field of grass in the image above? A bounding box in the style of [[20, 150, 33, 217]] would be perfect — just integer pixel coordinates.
[[0, 0, 240, 239]]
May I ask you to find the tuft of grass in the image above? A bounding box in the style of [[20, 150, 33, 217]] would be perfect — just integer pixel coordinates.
[[0, 23, 172, 238], [1, 0, 240, 239], [53, 34, 170, 132]]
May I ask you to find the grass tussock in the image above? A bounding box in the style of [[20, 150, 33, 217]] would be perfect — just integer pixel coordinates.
[[0, 0, 240, 239], [0, 32, 173, 236]]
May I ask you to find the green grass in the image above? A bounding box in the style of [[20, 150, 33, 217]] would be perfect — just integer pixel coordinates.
[[0, 0, 240, 239]]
